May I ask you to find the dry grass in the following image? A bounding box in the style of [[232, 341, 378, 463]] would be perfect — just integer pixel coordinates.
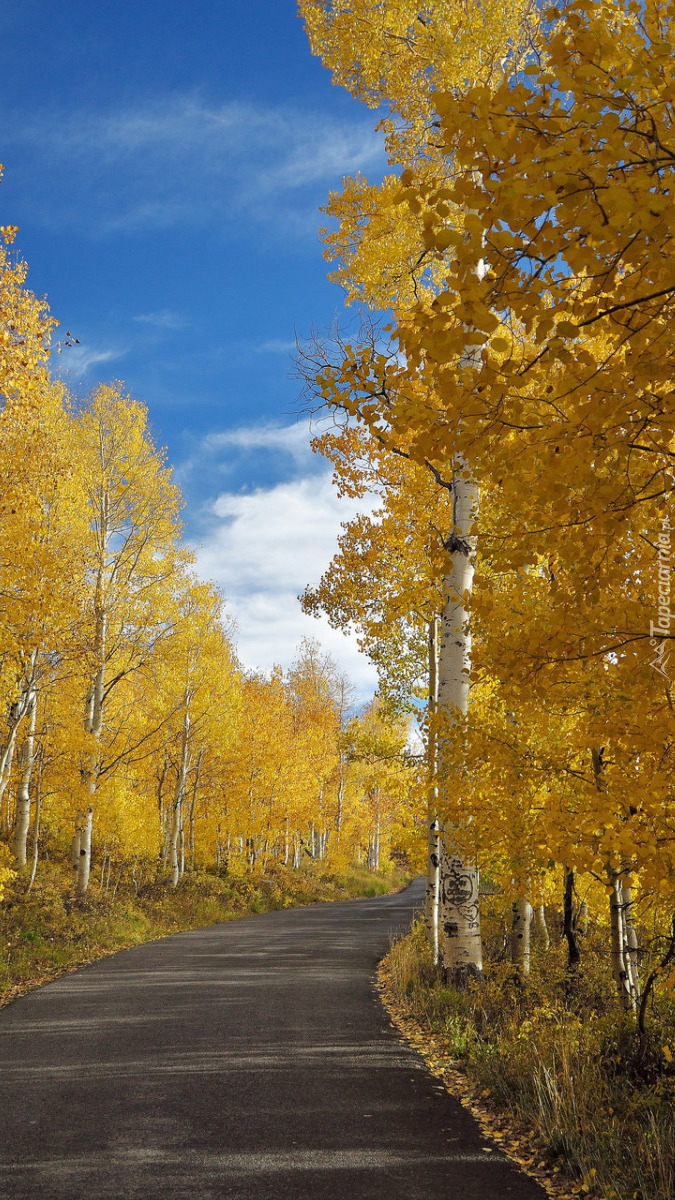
[[385, 922, 675, 1200]]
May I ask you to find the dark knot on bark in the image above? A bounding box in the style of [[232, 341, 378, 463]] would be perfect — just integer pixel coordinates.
[[444, 531, 471, 555]]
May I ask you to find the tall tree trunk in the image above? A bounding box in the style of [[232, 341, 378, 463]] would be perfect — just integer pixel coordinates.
[[563, 865, 581, 969], [335, 773, 344, 844], [71, 831, 81, 882], [187, 748, 203, 873], [169, 793, 182, 887], [621, 878, 640, 1001], [511, 898, 533, 977], [590, 745, 634, 1010], [169, 697, 191, 887], [76, 807, 93, 894], [438, 465, 483, 985], [26, 748, 44, 893], [79, 579, 107, 894], [608, 867, 634, 1012], [11, 687, 37, 866], [532, 903, 550, 950], [0, 695, 30, 831]]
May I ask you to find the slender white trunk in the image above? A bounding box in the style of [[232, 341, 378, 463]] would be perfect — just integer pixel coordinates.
[[76, 807, 93, 894], [532, 904, 550, 950], [187, 748, 202, 873], [0, 707, 23, 823], [78, 579, 108, 894], [435, 173, 489, 984], [438, 465, 483, 983], [511, 898, 533, 976], [71, 831, 81, 880], [608, 868, 634, 1011], [170, 700, 191, 887], [336, 774, 344, 842], [591, 746, 633, 1009], [26, 752, 43, 893], [169, 796, 182, 886], [111, 861, 123, 901], [11, 688, 37, 866], [620, 878, 640, 1002]]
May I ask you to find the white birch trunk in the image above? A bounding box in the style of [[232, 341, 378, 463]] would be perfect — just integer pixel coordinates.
[[76, 807, 93, 894], [71, 831, 81, 879], [27, 760, 42, 892], [187, 748, 202, 873], [620, 879, 640, 1002], [336, 774, 344, 843], [169, 794, 183, 887], [511, 898, 533, 977], [437, 464, 483, 983], [608, 868, 634, 1012], [169, 700, 191, 887], [435, 177, 487, 983], [591, 746, 634, 1009], [11, 688, 37, 867], [532, 904, 550, 950], [78, 575, 108, 894], [0, 705, 23, 823]]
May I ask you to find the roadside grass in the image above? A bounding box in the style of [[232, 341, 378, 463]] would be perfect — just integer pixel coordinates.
[[384, 922, 675, 1200], [0, 859, 411, 1008]]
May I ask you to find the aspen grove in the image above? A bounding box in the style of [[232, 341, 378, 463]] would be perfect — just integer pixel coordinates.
[[299, 0, 675, 1023], [0, 214, 414, 905]]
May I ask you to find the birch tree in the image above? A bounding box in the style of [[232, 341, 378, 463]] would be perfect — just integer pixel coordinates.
[[300, 0, 537, 980], [74, 383, 183, 891]]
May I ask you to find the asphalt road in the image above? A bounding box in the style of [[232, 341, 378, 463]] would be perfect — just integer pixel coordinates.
[[0, 878, 546, 1199]]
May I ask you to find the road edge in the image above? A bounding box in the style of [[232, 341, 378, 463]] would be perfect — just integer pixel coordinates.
[[375, 954, 586, 1200]]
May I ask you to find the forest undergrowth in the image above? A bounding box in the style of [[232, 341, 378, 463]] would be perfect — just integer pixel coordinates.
[[1, 859, 409, 1009], [383, 914, 675, 1200]]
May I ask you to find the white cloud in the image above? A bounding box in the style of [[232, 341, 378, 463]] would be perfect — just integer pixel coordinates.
[[134, 310, 187, 329], [54, 343, 127, 378], [192, 470, 378, 698], [203, 421, 315, 466], [8, 95, 386, 236], [175, 420, 321, 490], [257, 338, 297, 354]]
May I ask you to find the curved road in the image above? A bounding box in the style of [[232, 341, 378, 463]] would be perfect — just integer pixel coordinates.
[[0, 879, 545, 1199]]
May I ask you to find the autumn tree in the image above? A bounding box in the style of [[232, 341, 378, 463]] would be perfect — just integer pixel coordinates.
[[71, 383, 184, 891]]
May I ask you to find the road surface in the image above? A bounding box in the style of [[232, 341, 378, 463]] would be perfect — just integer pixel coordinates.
[[0, 878, 545, 1199]]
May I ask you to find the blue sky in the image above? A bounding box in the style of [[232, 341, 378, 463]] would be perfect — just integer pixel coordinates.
[[0, 1, 384, 695]]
